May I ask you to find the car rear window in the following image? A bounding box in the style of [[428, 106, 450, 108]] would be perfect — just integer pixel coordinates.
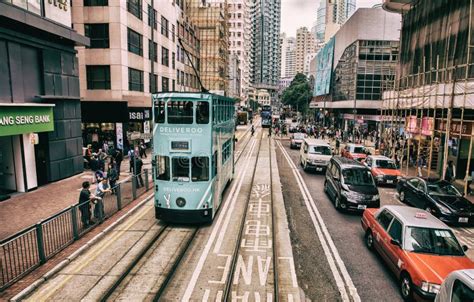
[[353, 147, 365, 153]]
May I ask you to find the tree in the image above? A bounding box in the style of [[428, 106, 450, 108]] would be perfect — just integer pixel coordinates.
[[281, 73, 313, 113]]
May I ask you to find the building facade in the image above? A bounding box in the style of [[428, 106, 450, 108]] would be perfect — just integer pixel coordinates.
[[311, 7, 401, 131], [382, 0, 474, 186], [0, 0, 88, 195], [323, 0, 356, 42], [280, 33, 296, 79], [295, 27, 317, 74]]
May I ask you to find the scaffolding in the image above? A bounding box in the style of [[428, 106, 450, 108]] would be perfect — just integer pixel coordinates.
[[381, 0, 474, 193]]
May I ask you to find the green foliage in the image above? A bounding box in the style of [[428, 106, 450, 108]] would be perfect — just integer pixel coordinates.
[[248, 99, 259, 111], [281, 73, 312, 113]]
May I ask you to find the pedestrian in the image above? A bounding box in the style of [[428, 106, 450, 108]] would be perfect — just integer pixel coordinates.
[[128, 148, 135, 173], [335, 138, 340, 155], [139, 141, 147, 158], [268, 126, 272, 137], [114, 149, 123, 178], [94, 177, 111, 221], [107, 163, 118, 194], [417, 156, 424, 177], [133, 157, 144, 188], [95, 168, 105, 184], [78, 181, 95, 227], [445, 160, 456, 183], [251, 125, 255, 136]]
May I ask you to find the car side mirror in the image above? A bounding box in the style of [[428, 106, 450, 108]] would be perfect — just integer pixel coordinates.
[[390, 239, 401, 247], [463, 245, 469, 252]]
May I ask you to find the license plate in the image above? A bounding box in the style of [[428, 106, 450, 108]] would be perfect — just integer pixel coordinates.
[[459, 217, 469, 223], [316, 167, 323, 171], [358, 205, 367, 210], [386, 180, 393, 184]]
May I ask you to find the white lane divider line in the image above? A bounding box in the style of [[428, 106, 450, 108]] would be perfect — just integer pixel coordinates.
[[277, 140, 360, 302], [182, 138, 258, 301]]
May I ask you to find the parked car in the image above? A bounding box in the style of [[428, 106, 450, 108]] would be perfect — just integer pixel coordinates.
[[341, 144, 369, 162], [365, 155, 402, 185], [362, 205, 474, 301], [299, 139, 332, 173], [435, 269, 474, 302], [324, 156, 380, 211], [290, 132, 306, 149], [397, 177, 474, 226]]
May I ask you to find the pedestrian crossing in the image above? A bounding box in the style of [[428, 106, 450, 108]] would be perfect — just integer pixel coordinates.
[[453, 228, 474, 249]]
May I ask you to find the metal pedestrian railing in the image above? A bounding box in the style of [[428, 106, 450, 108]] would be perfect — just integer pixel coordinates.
[[0, 169, 151, 291]]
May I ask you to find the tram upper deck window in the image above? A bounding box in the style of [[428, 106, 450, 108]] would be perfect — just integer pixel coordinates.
[[168, 101, 193, 124], [156, 155, 170, 180], [154, 100, 165, 123], [192, 157, 209, 181], [196, 101, 209, 124], [172, 157, 190, 181]]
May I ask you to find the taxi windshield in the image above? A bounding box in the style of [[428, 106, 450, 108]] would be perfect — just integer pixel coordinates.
[[342, 168, 374, 186], [405, 227, 464, 256], [375, 160, 397, 169], [353, 146, 366, 154], [309, 146, 331, 155], [427, 182, 462, 197]]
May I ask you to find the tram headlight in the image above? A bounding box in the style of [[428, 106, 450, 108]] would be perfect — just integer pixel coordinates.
[[176, 197, 186, 207]]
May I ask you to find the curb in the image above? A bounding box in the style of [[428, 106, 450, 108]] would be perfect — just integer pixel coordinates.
[[10, 193, 154, 302]]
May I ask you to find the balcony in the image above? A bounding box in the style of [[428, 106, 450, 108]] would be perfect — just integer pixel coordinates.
[[382, 0, 413, 13]]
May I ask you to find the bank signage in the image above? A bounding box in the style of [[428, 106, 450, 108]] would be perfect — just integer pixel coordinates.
[[0, 106, 55, 137]]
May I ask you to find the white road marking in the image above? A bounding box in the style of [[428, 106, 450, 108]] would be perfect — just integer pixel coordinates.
[[182, 137, 258, 301], [277, 140, 360, 302]]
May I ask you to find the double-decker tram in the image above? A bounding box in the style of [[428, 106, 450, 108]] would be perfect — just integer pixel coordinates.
[[261, 105, 272, 128], [152, 92, 235, 223]]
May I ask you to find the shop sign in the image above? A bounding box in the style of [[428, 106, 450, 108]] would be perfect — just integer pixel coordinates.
[[44, 0, 71, 27], [29, 133, 39, 145], [127, 131, 152, 140], [129, 108, 152, 121], [0, 106, 54, 137], [406, 116, 434, 136], [436, 120, 473, 135]]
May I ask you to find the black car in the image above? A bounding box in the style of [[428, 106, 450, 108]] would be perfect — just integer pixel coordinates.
[[397, 177, 474, 226], [324, 156, 380, 212]]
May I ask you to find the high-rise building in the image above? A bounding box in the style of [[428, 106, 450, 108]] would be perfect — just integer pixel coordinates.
[[316, 0, 327, 43], [296, 27, 317, 74], [280, 33, 296, 78], [325, 0, 356, 41], [188, 0, 229, 95], [250, 0, 281, 92], [228, 0, 251, 99]]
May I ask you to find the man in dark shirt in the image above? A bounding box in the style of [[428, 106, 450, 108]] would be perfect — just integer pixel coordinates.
[[133, 157, 144, 188], [78, 181, 95, 227]]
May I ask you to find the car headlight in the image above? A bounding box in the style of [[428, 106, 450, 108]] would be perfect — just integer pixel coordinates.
[[372, 194, 379, 201], [397, 176, 402, 180], [376, 175, 384, 180], [437, 203, 452, 215], [342, 190, 360, 200], [420, 281, 440, 294], [176, 197, 186, 207]]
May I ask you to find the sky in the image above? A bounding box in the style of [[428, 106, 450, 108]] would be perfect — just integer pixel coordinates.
[[281, 0, 383, 37]]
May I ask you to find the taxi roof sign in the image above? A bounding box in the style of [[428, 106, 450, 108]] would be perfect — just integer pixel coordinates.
[[415, 212, 428, 219]]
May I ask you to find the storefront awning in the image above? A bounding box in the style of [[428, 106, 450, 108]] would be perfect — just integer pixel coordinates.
[[81, 101, 129, 123], [0, 103, 55, 137]]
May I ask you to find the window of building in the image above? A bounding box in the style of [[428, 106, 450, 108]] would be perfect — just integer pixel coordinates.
[[162, 76, 169, 92], [172, 24, 175, 42], [161, 47, 169, 66], [86, 65, 111, 90], [127, 28, 143, 56], [172, 52, 176, 69], [149, 73, 158, 93], [154, 101, 165, 123], [161, 16, 169, 38], [156, 155, 170, 180], [149, 40, 157, 62], [128, 68, 143, 91], [84, 0, 108, 6], [172, 79, 175, 91], [192, 157, 209, 181], [127, 0, 142, 19], [84, 23, 109, 48], [196, 101, 209, 124], [148, 5, 157, 29], [167, 101, 193, 124], [172, 157, 189, 182]]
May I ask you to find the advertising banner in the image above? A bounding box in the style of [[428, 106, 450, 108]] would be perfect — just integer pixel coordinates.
[[314, 37, 335, 97]]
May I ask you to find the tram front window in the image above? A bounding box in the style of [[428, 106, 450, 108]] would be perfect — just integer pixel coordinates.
[[168, 101, 193, 124], [156, 155, 170, 180], [154, 100, 165, 123], [172, 157, 190, 181], [196, 101, 209, 124], [192, 157, 209, 181]]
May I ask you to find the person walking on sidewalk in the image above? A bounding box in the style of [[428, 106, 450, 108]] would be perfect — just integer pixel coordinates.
[[94, 177, 111, 221], [417, 156, 424, 177], [108, 163, 118, 194], [445, 160, 456, 183], [139, 141, 147, 158], [78, 181, 95, 227], [133, 157, 144, 188], [128, 148, 135, 173], [114, 149, 123, 178], [335, 138, 340, 155]]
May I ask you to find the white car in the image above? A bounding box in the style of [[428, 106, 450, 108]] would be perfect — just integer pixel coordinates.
[[299, 138, 332, 172], [435, 269, 474, 302], [290, 133, 306, 149]]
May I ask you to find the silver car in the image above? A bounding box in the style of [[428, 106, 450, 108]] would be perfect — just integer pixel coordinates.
[[435, 269, 474, 302]]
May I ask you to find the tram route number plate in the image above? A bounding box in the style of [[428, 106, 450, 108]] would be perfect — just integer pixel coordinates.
[[171, 141, 189, 150]]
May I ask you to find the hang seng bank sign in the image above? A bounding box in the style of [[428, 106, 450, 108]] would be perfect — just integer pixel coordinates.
[[0, 106, 55, 137]]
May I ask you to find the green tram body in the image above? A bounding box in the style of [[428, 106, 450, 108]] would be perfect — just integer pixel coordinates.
[[152, 92, 235, 223]]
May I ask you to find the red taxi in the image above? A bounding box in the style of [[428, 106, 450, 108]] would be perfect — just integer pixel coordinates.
[[361, 205, 474, 301], [365, 155, 402, 185], [341, 144, 368, 162]]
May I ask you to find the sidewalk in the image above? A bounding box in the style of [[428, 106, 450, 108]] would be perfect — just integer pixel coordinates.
[[0, 152, 152, 240]]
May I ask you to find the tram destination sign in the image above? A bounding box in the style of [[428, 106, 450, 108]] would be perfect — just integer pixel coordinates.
[[171, 141, 190, 151], [0, 105, 54, 137]]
